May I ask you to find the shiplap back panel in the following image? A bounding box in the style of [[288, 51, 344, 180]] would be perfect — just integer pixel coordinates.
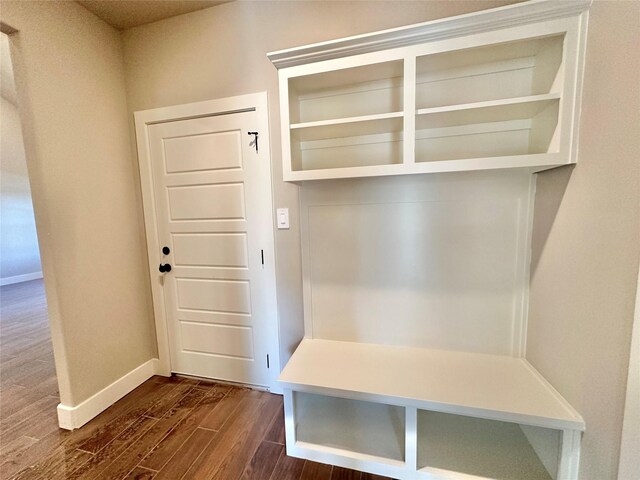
[[300, 171, 534, 356]]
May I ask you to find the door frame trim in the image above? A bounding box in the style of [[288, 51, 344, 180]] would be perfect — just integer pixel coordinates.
[[134, 92, 281, 390]]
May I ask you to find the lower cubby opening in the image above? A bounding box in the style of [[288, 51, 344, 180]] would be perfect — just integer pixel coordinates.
[[294, 392, 406, 463], [417, 410, 560, 480]]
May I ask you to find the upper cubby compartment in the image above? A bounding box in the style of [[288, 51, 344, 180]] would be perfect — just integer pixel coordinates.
[[413, 35, 564, 164], [288, 60, 403, 124], [287, 60, 405, 175], [290, 113, 403, 171], [415, 35, 564, 109], [415, 94, 560, 163]]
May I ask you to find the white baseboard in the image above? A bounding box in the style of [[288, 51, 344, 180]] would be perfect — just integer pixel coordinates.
[[0, 271, 43, 286], [57, 358, 159, 430]]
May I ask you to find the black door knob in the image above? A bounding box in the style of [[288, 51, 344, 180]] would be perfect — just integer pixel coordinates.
[[162, 246, 170, 255], [159, 263, 172, 273]]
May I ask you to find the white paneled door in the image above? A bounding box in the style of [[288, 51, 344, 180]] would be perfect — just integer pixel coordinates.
[[138, 95, 279, 388]]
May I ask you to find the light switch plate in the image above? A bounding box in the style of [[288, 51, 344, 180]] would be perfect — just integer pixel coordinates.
[[277, 208, 289, 229]]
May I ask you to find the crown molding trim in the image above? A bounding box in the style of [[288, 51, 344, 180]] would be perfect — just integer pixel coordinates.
[[267, 0, 592, 69]]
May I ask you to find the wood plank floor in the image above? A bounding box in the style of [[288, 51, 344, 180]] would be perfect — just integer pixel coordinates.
[[1, 280, 394, 479]]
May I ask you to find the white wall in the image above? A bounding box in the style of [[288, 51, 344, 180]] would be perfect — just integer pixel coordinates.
[[0, 92, 42, 284], [0, 1, 157, 406]]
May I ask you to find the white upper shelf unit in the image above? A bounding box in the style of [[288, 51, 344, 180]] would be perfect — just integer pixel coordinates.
[[268, 0, 590, 182]]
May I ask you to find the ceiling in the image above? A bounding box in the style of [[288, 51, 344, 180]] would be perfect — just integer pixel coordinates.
[[1, 2, 233, 105], [77, 0, 232, 30]]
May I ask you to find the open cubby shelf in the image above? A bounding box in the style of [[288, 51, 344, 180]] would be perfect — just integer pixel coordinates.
[[276, 14, 579, 181], [288, 60, 404, 124], [271, 2, 590, 479], [282, 340, 583, 480], [295, 393, 406, 464], [286, 86, 562, 177], [291, 113, 404, 172], [415, 34, 564, 109], [415, 94, 560, 163], [418, 411, 557, 480]]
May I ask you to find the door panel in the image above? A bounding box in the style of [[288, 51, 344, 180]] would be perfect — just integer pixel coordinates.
[[180, 322, 254, 359], [176, 309, 251, 327], [167, 183, 245, 220], [175, 278, 251, 314], [164, 130, 243, 173], [172, 233, 248, 267], [147, 108, 275, 386]]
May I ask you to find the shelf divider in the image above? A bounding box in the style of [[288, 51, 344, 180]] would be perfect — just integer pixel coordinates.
[[416, 92, 561, 117], [290, 112, 404, 143], [403, 55, 416, 165], [290, 111, 403, 130]]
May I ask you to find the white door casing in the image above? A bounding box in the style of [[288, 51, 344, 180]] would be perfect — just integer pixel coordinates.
[[135, 93, 280, 390]]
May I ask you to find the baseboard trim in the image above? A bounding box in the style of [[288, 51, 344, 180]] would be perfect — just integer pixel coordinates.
[[57, 358, 160, 430], [0, 271, 43, 286]]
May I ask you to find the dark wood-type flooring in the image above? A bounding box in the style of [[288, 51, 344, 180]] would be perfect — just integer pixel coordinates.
[[1, 280, 393, 480]]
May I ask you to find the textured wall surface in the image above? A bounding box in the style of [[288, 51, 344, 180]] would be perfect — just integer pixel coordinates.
[[527, 2, 640, 479], [1, 1, 157, 405]]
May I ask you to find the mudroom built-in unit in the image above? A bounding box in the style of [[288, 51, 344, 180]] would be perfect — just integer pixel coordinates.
[[268, 1, 591, 479]]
